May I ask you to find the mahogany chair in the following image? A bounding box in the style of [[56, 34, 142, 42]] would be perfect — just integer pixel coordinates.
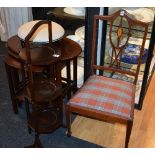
[[65, 10, 149, 147], [19, 20, 63, 147]]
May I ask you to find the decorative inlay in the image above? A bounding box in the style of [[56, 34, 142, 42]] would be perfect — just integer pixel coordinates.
[[117, 27, 123, 38]]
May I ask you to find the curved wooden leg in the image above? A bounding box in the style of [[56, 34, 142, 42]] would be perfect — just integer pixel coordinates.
[[125, 120, 133, 148], [65, 105, 72, 137]]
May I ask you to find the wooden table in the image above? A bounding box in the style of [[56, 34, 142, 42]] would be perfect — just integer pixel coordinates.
[[5, 35, 82, 114]]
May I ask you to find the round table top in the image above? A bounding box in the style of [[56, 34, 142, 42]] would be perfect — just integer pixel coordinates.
[[18, 21, 65, 43], [7, 35, 82, 62]]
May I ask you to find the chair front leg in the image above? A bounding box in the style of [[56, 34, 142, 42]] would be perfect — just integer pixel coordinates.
[[125, 120, 133, 148], [65, 104, 72, 137]]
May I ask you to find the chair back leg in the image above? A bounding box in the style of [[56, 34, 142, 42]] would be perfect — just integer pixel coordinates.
[[125, 120, 133, 148]]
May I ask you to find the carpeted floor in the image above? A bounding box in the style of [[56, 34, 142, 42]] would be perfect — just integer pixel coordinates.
[[0, 41, 102, 148]]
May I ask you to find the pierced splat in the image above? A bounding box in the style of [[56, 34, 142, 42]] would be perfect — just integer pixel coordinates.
[[91, 9, 148, 84], [109, 12, 131, 69], [110, 47, 124, 68]]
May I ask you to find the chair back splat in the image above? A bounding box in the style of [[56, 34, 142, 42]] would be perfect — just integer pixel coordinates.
[[91, 10, 148, 85]]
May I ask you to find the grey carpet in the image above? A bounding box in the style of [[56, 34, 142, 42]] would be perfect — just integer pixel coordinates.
[[0, 41, 102, 148]]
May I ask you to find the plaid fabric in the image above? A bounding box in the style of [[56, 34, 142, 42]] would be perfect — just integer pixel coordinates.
[[68, 75, 136, 119]]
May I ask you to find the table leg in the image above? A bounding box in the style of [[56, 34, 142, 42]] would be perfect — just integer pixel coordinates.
[[5, 63, 18, 114], [73, 57, 77, 93], [66, 60, 71, 99], [12, 67, 20, 92]]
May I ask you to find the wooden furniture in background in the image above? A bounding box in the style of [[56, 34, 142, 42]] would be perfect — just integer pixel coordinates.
[[47, 7, 85, 35], [4, 35, 82, 114], [19, 20, 63, 147], [65, 10, 149, 148]]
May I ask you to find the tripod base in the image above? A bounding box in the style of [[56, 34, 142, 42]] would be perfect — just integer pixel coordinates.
[[25, 134, 43, 148]]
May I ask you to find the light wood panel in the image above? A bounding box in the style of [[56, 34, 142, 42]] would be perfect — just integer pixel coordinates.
[[71, 73, 155, 148]]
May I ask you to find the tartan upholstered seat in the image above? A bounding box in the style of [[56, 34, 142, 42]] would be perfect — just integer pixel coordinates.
[[68, 75, 136, 119]]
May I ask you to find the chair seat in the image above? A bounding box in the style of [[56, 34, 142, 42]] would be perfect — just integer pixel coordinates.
[[68, 75, 136, 119]]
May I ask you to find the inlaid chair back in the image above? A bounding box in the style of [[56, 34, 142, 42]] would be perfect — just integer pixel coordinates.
[[91, 10, 149, 85]]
